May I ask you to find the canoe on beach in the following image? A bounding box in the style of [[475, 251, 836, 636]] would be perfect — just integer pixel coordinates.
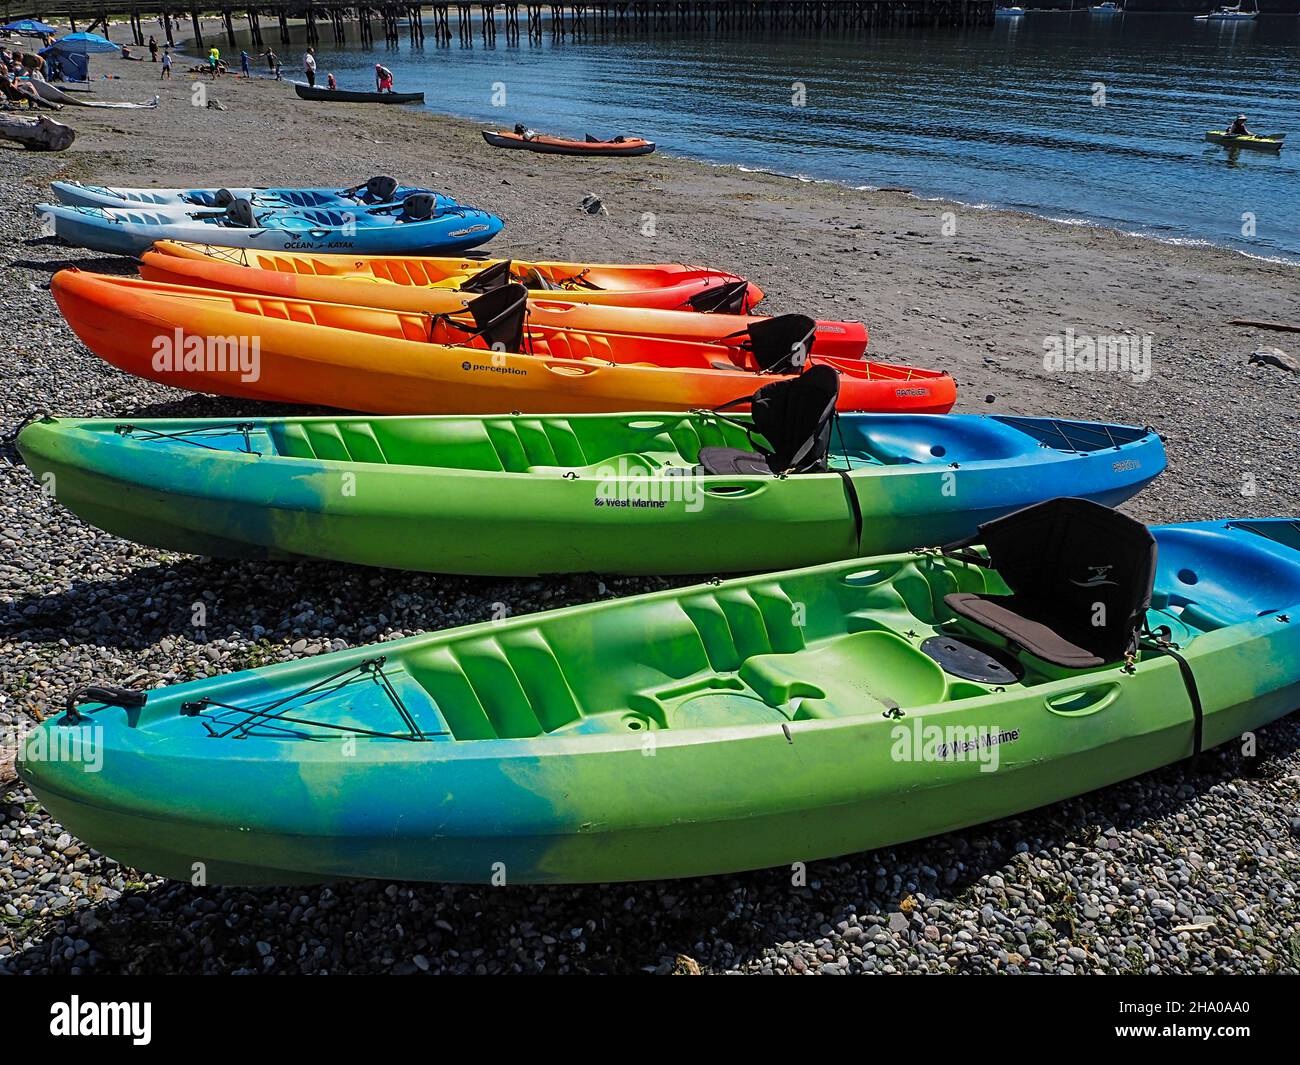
[[17, 410, 1163, 577], [482, 130, 656, 156], [19, 500, 1300, 886], [294, 82, 424, 104], [139, 247, 872, 358]]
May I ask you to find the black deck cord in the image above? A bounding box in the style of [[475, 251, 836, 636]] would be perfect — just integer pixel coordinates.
[[1140, 626, 1204, 761], [832, 416, 863, 553], [2, 409, 50, 452], [63, 685, 148, 726]]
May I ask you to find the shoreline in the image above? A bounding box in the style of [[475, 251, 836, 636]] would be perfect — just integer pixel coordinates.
[[2, 53, 1299, 975]]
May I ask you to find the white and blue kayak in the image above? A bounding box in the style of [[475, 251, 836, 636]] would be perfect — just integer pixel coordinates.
[[50, 175, 438, 211], [37, 196, 504, 258]]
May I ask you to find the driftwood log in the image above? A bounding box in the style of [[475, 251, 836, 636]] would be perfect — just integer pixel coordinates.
[[0, 113, 77, 151]]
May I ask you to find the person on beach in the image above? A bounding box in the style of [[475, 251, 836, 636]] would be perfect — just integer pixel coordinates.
[[375, 63, 394, 93], [160, 48, 172, 80], [327, 71, 336, 91], [1227, 114, 1252, 136], [148, 35, 158, 63], [304, 47, 316, 88], [0, 69, 59, 110], [240, 50, 251, 78], [208, 46, 221, 78], [261, 49, 281, 80]]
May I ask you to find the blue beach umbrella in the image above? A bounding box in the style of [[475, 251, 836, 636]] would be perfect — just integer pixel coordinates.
[[2, 18, 57, 36], [51, 32, 119, 55]]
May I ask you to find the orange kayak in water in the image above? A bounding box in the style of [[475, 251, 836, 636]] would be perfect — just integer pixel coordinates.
[[146, 240, 760, 312], [139, 246, 870, 358], [53, 270, 955, 416]]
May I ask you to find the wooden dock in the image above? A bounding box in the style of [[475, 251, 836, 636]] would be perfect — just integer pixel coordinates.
[[4, 2, 998, 50]]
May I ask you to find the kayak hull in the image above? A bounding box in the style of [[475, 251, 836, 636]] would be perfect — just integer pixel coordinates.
[[294, 82, 424, 104], [18, 413, 1163, 576], [1204, 131, 1284, 153], [38, 202, 503, 257], [50, 180, 441, 210], [482, 130, 656, 156], [54, 271, 951, 414], [139, 248, 869, 357], [146, 240, 765, 312], [18, 519, 1300, 885]]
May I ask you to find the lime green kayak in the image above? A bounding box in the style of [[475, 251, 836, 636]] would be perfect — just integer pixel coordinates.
[[18, 501, 1300, 885], [1204, 130, 1285, 152], [17, 408, 1163, 576]]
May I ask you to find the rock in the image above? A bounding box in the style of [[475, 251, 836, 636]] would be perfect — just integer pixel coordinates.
[[1248, 347, 1298, 373], [671, 953, 701, 975], [577, 193, 608, 216]]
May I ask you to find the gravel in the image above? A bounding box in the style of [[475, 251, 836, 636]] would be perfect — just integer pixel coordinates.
[[2, 148, 1298, 975]]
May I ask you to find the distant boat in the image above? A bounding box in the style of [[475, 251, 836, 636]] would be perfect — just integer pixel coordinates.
[[995, 6, 1026, 15], [1194, 1, 1258, 20], [1204, 130, 1285, 152], [1090, 2, 1123, 13], [293, 82, 424, 105]]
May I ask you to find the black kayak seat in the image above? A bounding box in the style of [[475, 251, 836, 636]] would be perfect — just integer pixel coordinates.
[[688, 280, 751, 314], [743, 314, 817, 373], [698, 364, 840, 476], [398, 193, 438, 222], [460, 259, 513, 293], [464, 283, 528, 352], [943, 497, 1157, 669], [362, 175, 399, 203], [223, 198, 257, 229], [524, 268, 556, 291], [213, 187, 236, 208]]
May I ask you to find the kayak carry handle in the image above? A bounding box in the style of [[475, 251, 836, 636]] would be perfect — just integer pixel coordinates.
[[63, 685, 148, 726]]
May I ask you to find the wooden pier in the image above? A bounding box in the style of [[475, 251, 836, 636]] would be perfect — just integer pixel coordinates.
[[4, 2, 998, 51]]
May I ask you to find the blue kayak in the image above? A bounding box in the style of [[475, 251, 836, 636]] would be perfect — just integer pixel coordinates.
[[51, 175, 441, 211], [37, 197, 504, 257]]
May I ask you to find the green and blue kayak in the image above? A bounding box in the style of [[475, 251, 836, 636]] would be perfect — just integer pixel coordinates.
[[18, 502, 1300, 885], [17, 411, 1163, 576]]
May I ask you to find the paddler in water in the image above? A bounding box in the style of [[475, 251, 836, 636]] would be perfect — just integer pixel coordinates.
[[327, 72, 337, 91], [1227, 114, 1252, 137]]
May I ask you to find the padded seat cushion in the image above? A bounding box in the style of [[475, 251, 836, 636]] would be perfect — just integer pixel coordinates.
[[697, 446, 773, 476], [945, 592, 1105, 670]]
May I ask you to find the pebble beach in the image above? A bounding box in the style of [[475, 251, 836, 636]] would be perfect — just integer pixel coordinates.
[[1, 50, 1299, 975]]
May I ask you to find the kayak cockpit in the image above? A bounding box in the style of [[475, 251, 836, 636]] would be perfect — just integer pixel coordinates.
[[46, 508, 1300, 748]]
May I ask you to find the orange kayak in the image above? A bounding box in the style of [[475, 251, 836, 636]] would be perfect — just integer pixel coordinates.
[[139, 247, 870, 358], [54, 270, 956, 416], [147, 240, 761, 312]]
